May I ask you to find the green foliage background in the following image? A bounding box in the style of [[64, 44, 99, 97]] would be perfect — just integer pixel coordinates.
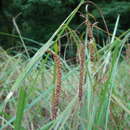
[[0, 0, 130, 50]]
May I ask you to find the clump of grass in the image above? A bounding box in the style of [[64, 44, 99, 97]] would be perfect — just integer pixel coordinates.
[[0, 1, 130, 130]]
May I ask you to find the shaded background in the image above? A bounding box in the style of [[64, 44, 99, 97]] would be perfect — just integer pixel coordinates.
[[0, 0, 130, 54]]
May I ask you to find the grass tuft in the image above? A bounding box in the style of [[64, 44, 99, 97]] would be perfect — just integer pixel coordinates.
[[0, 2, 130, 129]]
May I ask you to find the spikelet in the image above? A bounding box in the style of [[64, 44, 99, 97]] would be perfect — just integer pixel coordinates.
[[87, 20, 97, 62], [48, 50, 62, 120], [88, 40, 97, 62], [78, 43, 85, 102], [87, 20, 94, 41]]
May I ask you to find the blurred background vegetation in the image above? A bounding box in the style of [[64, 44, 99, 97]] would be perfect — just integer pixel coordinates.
[[0, 0, 130, 53], [0, 1, 130, 129]]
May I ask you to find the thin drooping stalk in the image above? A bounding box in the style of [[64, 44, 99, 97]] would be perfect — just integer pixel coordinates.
[[78, 44, 85, 102], [13, 13, 30, 59], [49, 51, 62, 120]]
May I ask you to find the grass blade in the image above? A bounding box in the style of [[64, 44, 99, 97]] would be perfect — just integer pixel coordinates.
[[14, 87, 27, 130]]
